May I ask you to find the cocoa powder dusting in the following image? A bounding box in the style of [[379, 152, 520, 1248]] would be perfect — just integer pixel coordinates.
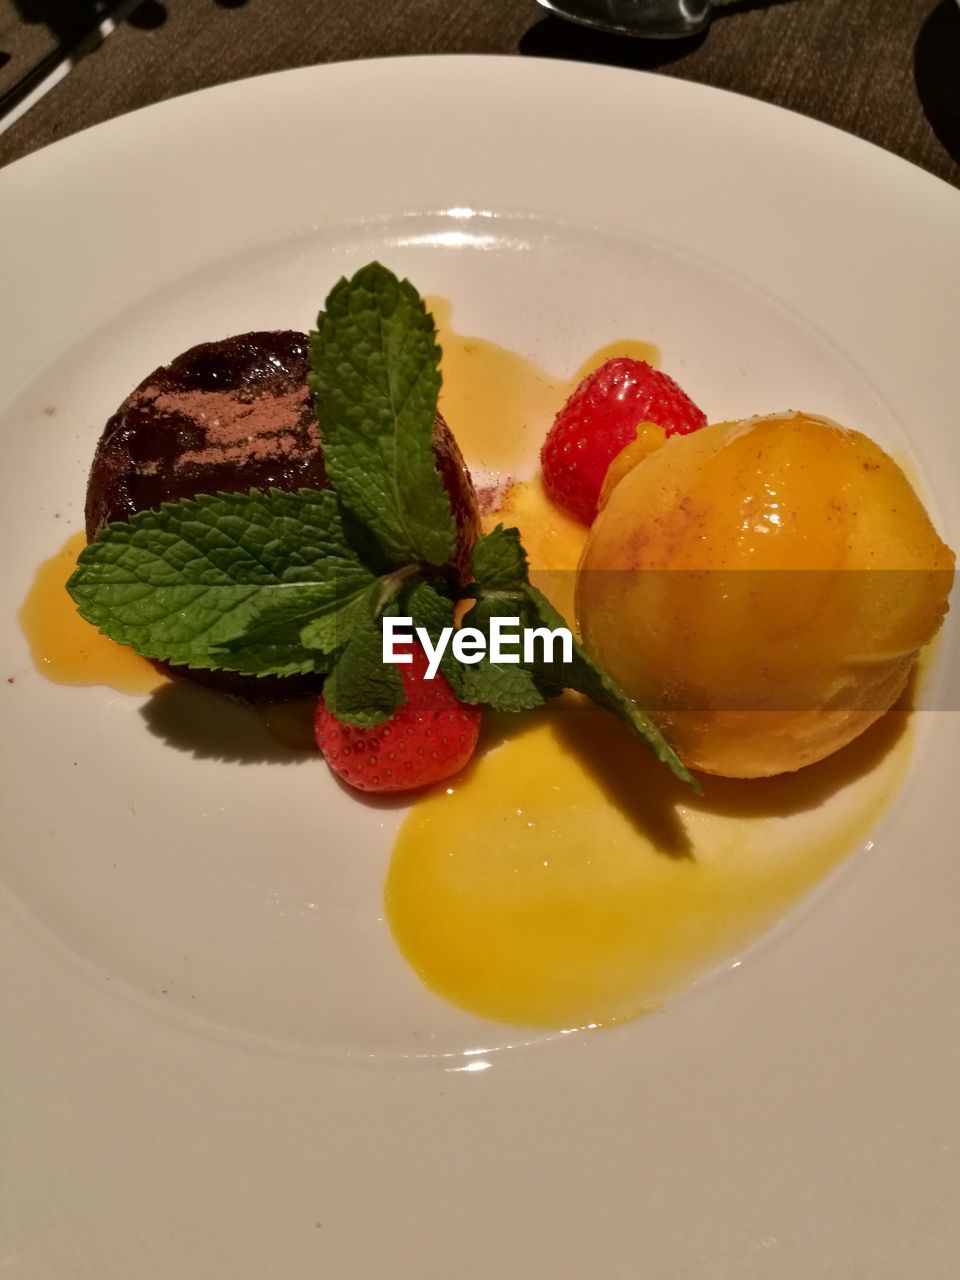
[[143, 386, 307, 466], [179, 434, 302, 469]]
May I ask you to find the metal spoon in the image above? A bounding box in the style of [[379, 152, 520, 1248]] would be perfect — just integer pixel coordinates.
[[536, 0, 712, 39]]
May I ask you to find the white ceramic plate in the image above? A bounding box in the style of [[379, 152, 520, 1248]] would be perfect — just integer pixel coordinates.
[[1, 56, 958, 1278]]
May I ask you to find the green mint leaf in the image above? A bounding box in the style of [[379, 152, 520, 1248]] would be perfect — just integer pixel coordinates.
[[404, 578, 456, 638], [524, 585, 700, 792], [209, 639, 331, 679], [470, 524, 529, 591], [299, 565, 442, 657], [322, 594, 405, 727], [298, 581, 381, 655], [67, 488, 371, 674], [449, 526, 550, 709], [402, 579, 470, 699], [217, 575, 375, 656], [309, 262, 457, 567], [457, 653, 550, 713], [457, 590, 552, 712]]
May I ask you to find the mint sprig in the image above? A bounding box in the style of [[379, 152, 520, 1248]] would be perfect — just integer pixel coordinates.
[[309, 262, 457, 568], [68, 263, 697, 787], [320, 594, 405, 727]]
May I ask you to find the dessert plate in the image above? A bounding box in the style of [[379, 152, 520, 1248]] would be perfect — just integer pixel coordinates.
[[1, 56, 958, 1278]]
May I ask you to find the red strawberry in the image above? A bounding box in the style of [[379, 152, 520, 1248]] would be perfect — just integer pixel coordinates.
[[314, 647, 481, 793], [541, 358, 707, 523]]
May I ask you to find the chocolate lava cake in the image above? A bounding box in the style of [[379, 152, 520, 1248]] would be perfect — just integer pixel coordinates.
[[85, 330, 480, 699]]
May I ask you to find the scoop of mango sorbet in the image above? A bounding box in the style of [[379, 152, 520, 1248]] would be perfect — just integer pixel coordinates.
[[576, 412, 955, 778]]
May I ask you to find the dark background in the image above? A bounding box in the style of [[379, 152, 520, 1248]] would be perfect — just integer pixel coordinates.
[[0, 0, 958, 184]]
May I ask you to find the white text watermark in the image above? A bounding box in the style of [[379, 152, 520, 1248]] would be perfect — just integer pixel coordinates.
[[382, 616, 574, 679]]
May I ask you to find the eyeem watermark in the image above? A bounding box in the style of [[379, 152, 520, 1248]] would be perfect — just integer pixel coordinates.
[[383, 616, 573, 679]]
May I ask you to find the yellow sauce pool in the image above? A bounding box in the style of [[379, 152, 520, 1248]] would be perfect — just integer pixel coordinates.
[[386, 695, 911, 1029], [20, 531, 166, 694]]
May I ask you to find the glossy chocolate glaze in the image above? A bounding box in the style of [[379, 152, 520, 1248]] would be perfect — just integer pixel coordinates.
[[84, 331, 480, 700]]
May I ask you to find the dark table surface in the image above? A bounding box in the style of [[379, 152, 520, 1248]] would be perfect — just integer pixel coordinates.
[[1, 0, 958, 186]]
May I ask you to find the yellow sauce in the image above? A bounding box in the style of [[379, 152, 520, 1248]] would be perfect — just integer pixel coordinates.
[[386, 697, 911, 1029], [19, 532, 166, 694], [428, 294, 658, 476]]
